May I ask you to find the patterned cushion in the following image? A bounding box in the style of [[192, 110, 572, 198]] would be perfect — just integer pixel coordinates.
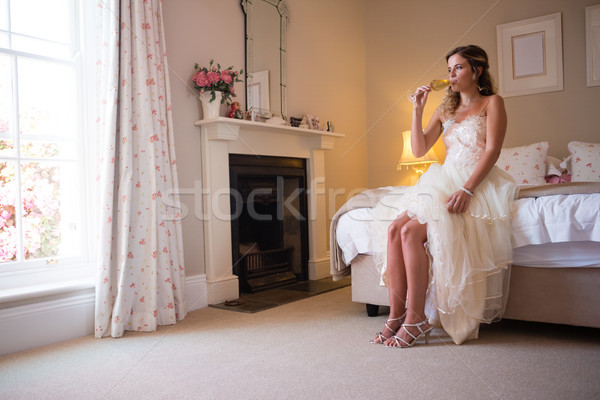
[[568, 141, 600, 182], [496, 142, 549, 185]]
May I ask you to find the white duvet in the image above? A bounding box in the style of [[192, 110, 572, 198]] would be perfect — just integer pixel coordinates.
[[336, 193, 600, 268]]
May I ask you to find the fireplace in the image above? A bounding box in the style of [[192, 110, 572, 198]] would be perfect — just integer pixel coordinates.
[[195, 118, 343, 305], [229, 154, 308, 292]]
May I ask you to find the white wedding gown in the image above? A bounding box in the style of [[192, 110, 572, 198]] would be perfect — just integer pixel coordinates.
[[372, 114, 517, 344]]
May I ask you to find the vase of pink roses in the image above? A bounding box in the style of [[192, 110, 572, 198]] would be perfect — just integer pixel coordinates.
[[193, 59, 243, 119]]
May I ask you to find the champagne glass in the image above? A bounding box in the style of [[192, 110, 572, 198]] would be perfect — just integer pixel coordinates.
[[408, 77, 452, 103]]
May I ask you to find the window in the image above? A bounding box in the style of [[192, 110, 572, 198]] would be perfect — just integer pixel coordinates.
[[0, 0, 94, 289]]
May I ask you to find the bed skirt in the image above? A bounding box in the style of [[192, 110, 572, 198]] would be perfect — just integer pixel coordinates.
[[350, 254, 600, 329]]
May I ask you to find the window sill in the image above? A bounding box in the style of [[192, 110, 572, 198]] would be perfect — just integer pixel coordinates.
[[0, 277, 95, 305]]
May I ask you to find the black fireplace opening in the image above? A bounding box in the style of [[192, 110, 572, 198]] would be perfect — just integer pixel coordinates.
[[229, 154, 309, 293]]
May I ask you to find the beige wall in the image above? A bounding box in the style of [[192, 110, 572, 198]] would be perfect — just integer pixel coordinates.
[[163, 0, 244, 278], [365, 0, 600, 188], [162, 0, 367, 277], [286, 0, 368, 228]]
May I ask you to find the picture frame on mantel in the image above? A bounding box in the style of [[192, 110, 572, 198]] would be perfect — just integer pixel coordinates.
[[496, 13, 563, 97], [586, 5, 600, 87]]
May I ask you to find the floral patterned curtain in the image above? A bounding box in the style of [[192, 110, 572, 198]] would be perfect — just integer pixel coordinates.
[[95, 0, 186, 338]]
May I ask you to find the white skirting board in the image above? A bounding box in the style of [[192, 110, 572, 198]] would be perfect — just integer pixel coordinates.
[[184, 274, 209, 312], [0, 274, 208, 356]]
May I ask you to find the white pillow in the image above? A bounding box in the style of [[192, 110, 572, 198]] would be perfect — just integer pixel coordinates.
[[568, 141, 600, 182], [546, 155, 566, 176], [559, 156, 572, 174], [496, 142, 549, 185]]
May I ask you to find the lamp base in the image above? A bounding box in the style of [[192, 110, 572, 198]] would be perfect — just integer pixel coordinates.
[[396, 162, 436, 176]]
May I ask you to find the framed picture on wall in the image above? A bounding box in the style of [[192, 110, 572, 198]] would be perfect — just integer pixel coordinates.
[[586, 5, 600, 87], [496, 13, 563, 97]]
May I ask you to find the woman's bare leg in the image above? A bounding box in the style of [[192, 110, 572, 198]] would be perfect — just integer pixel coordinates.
[[385, 218, 431, 347], [371, 212, 411, 343]]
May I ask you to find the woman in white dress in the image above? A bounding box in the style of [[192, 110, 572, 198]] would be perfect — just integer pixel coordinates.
[[370, 45, 517, 347]]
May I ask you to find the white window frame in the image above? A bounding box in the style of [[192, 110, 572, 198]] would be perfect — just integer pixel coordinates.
[[0, 0, 96, 300]]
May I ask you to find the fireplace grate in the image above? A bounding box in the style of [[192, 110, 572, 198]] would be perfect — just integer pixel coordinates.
[[240, 247, 297, 292]]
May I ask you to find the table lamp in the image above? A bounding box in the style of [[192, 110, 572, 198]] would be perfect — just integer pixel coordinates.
[[396, 130, 439, 176]]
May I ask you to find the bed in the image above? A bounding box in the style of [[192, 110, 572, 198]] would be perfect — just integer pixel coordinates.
[[330, 141, 600, 329]]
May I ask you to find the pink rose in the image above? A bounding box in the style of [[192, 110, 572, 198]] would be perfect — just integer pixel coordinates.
[[221, 70, 233, 84], [23, 199, 33, 211], [193, 71, 210, 87], [207, 71, 221, 84]]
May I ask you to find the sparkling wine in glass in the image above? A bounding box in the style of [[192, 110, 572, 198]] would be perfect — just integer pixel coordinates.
[[408, 78, 452, 103]]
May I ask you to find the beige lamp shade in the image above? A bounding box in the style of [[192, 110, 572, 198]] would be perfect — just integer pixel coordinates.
[[396, 130, 439, 174]]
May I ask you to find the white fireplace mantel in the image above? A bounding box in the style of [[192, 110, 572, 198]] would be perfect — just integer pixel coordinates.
[[194, 117, 344, 305]]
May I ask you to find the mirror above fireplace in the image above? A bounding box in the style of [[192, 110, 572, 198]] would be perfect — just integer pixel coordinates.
[[241, 0, 289, 120]]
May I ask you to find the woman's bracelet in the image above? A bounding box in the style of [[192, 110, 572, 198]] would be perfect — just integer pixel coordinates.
[[460, 186, 474, 197]]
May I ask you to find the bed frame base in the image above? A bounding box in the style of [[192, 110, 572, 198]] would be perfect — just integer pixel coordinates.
[[350, 255, 600, 328]]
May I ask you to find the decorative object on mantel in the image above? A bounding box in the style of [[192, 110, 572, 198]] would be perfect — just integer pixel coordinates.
[[199, 91, 222, 119], [265, 115, 287, 126], [228, 102, 244, 119], [299, 115, 309, 129], [305, 114, 322, 130], [192, 59, 243, 119], [396, 130, 439, 175], [289, 116, 302, 127], [243, 107, 271, 122]]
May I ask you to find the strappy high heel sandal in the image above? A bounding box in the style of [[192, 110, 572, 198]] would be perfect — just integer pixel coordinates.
[[369, 312, 406, 344], [387, 319, 433, 348]]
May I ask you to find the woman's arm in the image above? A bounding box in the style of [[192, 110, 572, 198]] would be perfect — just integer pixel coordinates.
[[410, 87, 443, 157], [447, 94, 508, 214]]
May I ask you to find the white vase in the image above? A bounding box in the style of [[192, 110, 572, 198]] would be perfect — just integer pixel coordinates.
[[199, 91, 223, 119]]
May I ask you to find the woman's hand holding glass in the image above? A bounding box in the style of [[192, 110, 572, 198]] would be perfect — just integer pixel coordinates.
[[408, 77, 452, 104], [409, 85, 432, 107]]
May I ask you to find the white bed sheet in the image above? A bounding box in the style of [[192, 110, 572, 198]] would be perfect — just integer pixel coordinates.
[[336, 207, 376, 265], [336, 193, 600, 268], [511, 194, 600, 247], [512, 242, 600, 267]]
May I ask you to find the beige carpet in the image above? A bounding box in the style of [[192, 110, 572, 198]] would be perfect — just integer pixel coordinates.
[[1, 286, 599, 400]]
